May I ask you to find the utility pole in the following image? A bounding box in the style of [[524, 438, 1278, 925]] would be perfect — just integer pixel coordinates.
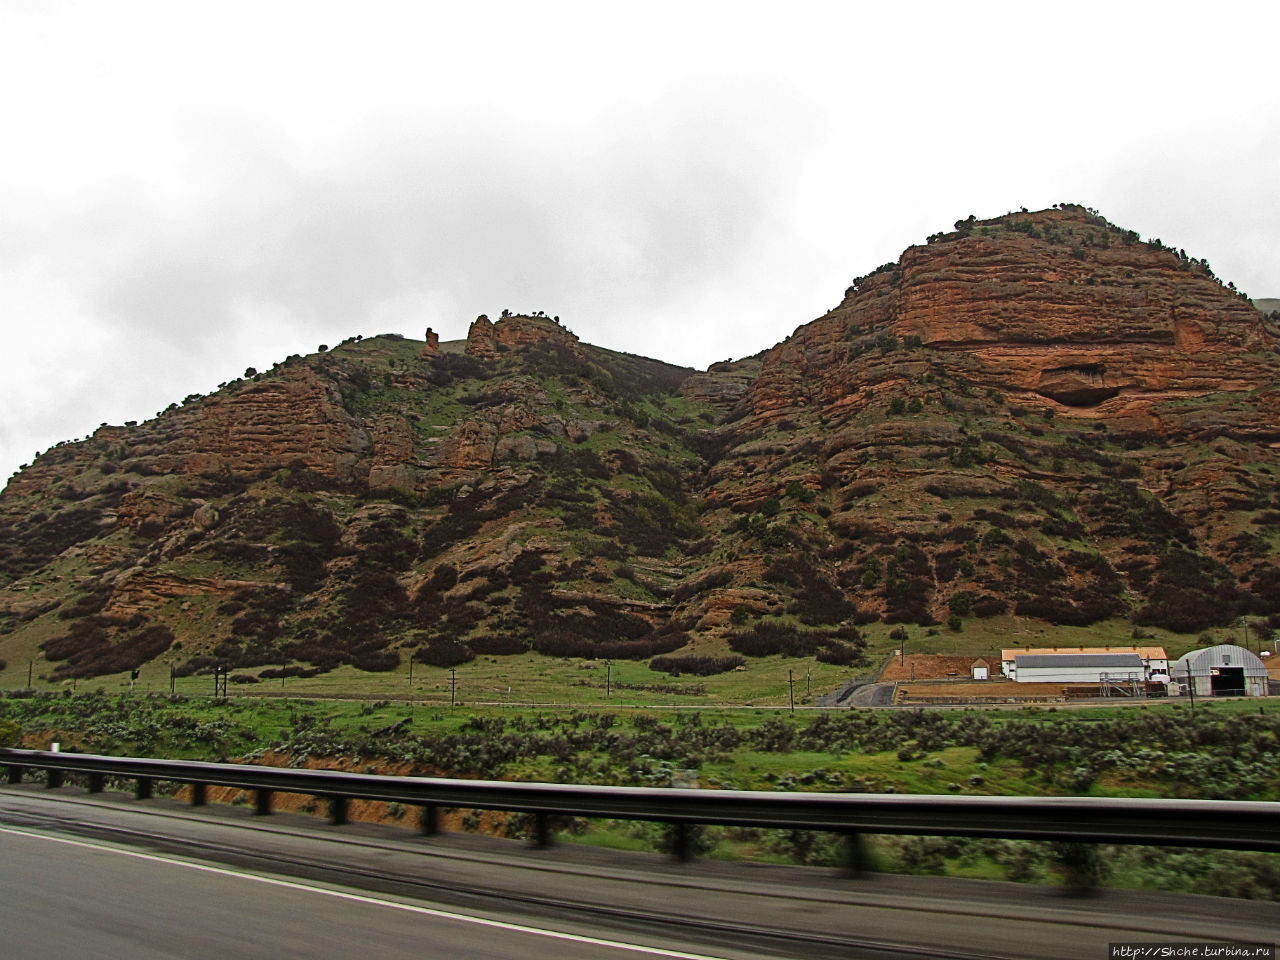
[[806, 668, 811, 698], [408, 657, 414, 688], [606, 661, 611, 698], [449, 668, 457, 708], [169, 663, 175, 695], [27, 660, 33, 689], [788, 669, 795, 713]]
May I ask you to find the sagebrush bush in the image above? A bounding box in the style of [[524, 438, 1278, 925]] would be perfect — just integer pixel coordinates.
[[649, 655, 745, 676]]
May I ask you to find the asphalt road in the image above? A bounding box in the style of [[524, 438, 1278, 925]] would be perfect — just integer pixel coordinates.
[[0, 825, 731, 960], [1, 787, 1276, 960]]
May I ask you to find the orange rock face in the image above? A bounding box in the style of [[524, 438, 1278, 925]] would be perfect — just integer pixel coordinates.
[[467, 314, 582, 357], [185, 367, 370, 482], [748, 207, 1280, 428]]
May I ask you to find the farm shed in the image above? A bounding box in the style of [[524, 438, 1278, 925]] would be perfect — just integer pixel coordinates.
[[1001, 646, 1168, 679], [1011, 653, 1144, 684], [970, 658, 990, 680], [1170, 645, 1269, 698]]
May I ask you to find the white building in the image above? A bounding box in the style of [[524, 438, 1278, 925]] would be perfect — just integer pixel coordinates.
[[1170, 645, 1269, 698], [1001, 646, 1168, 680], [1012, 652, 1145, 684]]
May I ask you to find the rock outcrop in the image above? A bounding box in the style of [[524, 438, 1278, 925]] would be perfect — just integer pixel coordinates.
[[746, 206, 1280, 427]]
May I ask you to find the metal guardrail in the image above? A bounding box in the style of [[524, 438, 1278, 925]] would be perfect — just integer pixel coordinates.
[[3, 748, 1278, 860]]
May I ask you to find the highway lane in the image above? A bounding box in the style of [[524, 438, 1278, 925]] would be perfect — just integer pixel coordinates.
[[0, 826, 745, 960], [1, 787, 1276, 960]]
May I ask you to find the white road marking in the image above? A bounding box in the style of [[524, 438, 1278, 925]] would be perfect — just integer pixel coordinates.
[[0, 824, 734, 960]]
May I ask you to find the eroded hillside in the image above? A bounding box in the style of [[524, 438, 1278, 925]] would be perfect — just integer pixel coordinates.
[[2, 205, 1278, 685]]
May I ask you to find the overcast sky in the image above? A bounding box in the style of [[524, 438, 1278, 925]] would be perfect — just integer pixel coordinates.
[[2, 1, 1277, 487]]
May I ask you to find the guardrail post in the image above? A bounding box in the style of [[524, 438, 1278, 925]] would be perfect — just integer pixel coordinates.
[[47, 768, 63, 790], [841, 830, 870, 878], [328, 796, 348, 826], [419, 804, 439, 836], [533, 812, 552, 849], [7, 765, 21, 785], [255, 789, 273, 816], [672, 822, 693, 862], [88, 773, 105, 794], [135, 777, 152, 800], [1053, 841, 1103, 896], [190, 782, 206, 807]]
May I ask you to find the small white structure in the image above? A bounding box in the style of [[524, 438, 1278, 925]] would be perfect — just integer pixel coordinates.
[[1012, 653, 1144, 684], [1001, 646, 1167, 680], [1170, 644, 1268, 698], [971, 658, 990, 680]]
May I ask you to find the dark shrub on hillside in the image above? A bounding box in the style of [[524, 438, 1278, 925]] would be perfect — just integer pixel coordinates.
[[606, 491, 700, 555], [413, 563, 459, 610], [338, 566, 409, 632], [203, 540, 271, 565], [882, 597, 936, 626], [46, 623, 174, 679], [174, 655, 219, 677], [882, 545, 936, 625], [228, 587, 293, 643], [972, 509, 1014, 528], [542, 606, 653, 643], [277, 541, 331, 592], [356, 519, 416, 570], [671, 569, 733, 603], [469, 634, 530, 655], [1134, 549, 1242, 633], [727, 622, 824, 657], [1134, 587, 1238, 633], [427, 351, 488, 385], [9, 506, 106, 577], [981, 527, 1012, 548], [1085, 481, 1192, 545], [58, 587, 113, 620], [258, 665, 322, 679], [418, 511, 485, 559], [278, 460, 334, 493], [649, 655, 745, 676], [934, 547, 967, 582], [42, 618, 111, 662], [414, 640, 475, 668], [230, 673, 260, 684], [350, 646, 401, 672], [971, 594, 1009, 617], [278, 637, 344, 670], [0, 658, 6, 671], [1245, 566, 1280, 614], [1015, 595, 1124, 626], [816, 642, 864, 666], [533, 629, 685, 660], [548, 447, 610, 480], [789, 565, 858, 626]]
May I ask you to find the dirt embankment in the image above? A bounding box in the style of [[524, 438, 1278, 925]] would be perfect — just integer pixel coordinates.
[[174, 751, 525, 836], [879, 654, 995, 683]]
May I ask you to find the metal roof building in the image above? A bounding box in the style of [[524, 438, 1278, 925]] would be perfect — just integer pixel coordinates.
[[1011, 653, 1145, 684], [1000, 646, 1168, 679], [1170, 644, 1268, 698]]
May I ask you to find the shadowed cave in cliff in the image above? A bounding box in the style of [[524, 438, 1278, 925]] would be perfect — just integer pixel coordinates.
[[1034, 363, 1119, 407]]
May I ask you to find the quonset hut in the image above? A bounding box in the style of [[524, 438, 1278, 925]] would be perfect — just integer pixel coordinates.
[[1170, 645, 1269, 698]]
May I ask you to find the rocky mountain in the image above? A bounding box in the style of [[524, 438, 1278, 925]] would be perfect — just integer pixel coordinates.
[[3, 204, 1279, 683]]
